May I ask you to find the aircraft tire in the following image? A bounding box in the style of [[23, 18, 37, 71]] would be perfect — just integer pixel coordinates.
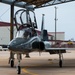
[[59, 60, 62, 68], [17, 66, 21, 74], [10, 60, 14, 67]]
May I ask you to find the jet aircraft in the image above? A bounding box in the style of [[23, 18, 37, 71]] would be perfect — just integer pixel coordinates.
[[1, 9, 66, 74]]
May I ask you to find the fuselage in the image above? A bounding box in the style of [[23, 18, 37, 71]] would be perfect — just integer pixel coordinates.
[[8, 27, 51, 53]]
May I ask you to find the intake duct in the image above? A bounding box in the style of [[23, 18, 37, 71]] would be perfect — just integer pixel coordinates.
[[32, 41, 45, 50]]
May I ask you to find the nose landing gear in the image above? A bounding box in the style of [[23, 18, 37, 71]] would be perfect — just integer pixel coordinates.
[[17, 53, 22, 74], [59, 52, 63, 68]]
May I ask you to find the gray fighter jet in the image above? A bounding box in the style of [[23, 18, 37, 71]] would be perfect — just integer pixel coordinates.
[[7, 9, 52, 74], [1, 9, 66, 74]]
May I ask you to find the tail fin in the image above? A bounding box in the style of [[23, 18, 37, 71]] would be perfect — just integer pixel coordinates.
[[41, 14, 45, 31], [41, 14, 45, 41], [41, 14, 48, 41], [42, 30, 48, 41]]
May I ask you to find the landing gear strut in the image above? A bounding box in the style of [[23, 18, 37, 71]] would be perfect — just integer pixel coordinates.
[[9, 51, 14, 67], [59, 52, 63, 67], [10, 59, 14, 67], [17, 54, 22, 74], [17, 65, 21, 74]]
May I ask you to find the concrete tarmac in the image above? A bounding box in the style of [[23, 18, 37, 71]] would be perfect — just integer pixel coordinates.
[[0, 50, 75, 75]]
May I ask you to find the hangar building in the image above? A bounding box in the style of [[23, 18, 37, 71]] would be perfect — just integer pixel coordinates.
[[0, 22, 65, 44]]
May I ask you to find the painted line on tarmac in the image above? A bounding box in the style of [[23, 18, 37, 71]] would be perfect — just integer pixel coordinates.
[[22, 68, 38, 75], [22, 61, 53, 75]]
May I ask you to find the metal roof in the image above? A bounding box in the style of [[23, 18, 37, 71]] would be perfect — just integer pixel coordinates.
[[19, 0, 52, 7], [0, 0, 75, 9]]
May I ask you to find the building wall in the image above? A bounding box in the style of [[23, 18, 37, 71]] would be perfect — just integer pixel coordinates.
[[0, 27, 17, 44], [48, 32, 65, 40]]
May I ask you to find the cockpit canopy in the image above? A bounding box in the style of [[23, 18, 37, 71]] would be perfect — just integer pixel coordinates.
[[14, 9, 37, 31], [16, 28, 37, 39]]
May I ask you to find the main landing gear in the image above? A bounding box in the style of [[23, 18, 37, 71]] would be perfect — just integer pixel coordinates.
[[10, 59, 14, 67], [9, 51, 14, 67], [9, 52, 22, 74], [59, 52, 63, 68]]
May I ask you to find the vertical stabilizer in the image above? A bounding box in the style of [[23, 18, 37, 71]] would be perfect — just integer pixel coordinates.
[[41, 14, 45, 31], [41, 14, 45, 41], [41, 14, 48, 41]]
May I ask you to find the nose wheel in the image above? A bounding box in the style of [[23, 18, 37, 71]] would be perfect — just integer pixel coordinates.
[[10, 59, 14, 67], [17, 65, 21, 74], [59, 59, 62, 67], [17, 54, 21, 74]]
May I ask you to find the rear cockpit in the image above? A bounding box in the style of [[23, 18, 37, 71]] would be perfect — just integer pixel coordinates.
[[14, 9, 37, 31]]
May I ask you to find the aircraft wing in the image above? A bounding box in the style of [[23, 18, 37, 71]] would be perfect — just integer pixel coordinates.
[[45, 47, 75, 54], [0, 45, 8, 51], [45, 48, 65, 50], [45, 48, 75, 50]]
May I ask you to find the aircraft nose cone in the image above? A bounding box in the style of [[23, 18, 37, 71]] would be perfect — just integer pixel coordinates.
[[7, 45, 10, 49], [7, 45, 13, 50], [8, 44, 17, 51], [8, 38, 27, 51]]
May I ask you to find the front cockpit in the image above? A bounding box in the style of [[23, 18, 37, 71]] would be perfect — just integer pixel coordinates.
[[16, 28, 30, 39], [16, 28, 37, 39]]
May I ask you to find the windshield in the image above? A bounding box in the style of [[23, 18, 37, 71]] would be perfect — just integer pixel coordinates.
[[16, 29, 31, 39], [16, 28, 37, 39]]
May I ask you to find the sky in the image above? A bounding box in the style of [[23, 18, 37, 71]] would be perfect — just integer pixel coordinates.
[[0, 2, 75, 40]]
